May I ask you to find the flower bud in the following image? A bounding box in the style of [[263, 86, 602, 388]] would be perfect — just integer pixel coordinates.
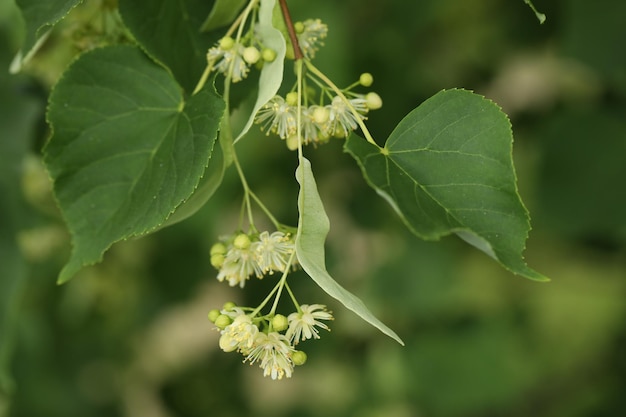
[[272, 314, 289, 332], [286, 134, 300, 151], [210, 242, 226, 256], [210, 253, 224, 269], [233, 233, 251, 249], [222, 301, 236, 311], [219, 36, 235, 50], [285, 91, 298, 106], [292, 350, 307, 366], [294, 21, 305, 34], [207, 309, 221, 322], [261, 48, 277, 62], [312, 106, 330, 124], [366, 92, 383, 110], [359, 72, 374, 87], [214, 314, 232, 329], [243, 46, 261, 64]]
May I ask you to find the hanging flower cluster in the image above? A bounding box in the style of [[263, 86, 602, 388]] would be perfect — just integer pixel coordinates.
[[202, 2, 389, 380], [255, 87, 382, 148], [210, 231, 297, 288], [208, 302, 333, 380], [294, 18, 328, 59]]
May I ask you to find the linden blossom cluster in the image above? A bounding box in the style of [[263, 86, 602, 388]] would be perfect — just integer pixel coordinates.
[[210, 231, 297, 288], [255, 84, 383, 149], [205, 18, 327, 83], [208, 303, 333, 380]]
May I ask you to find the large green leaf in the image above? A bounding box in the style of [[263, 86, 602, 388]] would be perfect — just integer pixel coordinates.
[[200, 0, 247, 32], [159, 138, 225, 228], [233, 0, 286, 143], [295, 158, 404, 345], [345, 89, 546, 281], [14, 0, 82, 61], [119, 0, 220, 93], [44, 45, 225, 283]]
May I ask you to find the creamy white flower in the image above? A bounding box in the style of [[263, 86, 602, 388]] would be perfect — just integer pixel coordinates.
[[287, 304, 333, 344], [251, 231, 295, 274], [207, 43, 250, 83], [245, 332, 295, 380], [255, 96, 298, 139], [328, 96, 368, 137], [219, 312, 259, 354], [217, 246, 263, 288], [297, 19, 328, 59]]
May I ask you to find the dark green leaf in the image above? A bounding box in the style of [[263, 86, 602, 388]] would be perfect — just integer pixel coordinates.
[[345, 89, 546, 281], [14, 0, 82, 59], [159, 138, 225, 228], [295, 158, 404, 345], [44, 45, 225, 283], [119, 0, 220, 93], [200, 0, 247, 32]]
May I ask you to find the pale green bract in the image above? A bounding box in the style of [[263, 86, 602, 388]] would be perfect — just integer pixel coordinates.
[[233, 0, 287, 143], [295, 158, 405, 345]]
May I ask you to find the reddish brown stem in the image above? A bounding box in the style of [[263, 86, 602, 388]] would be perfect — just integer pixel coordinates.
[[278, 0, 303, 60]]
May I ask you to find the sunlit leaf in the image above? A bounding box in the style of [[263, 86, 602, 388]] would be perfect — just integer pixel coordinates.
[[295, 157, 404, 345], [200, 0, 247, 32], [44, 45, 225, 283], [345, 89, 547, 281], [233, 0, 286, 143]]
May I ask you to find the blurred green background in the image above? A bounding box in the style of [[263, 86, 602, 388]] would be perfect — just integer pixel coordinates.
[[1, 0, 625, 416]]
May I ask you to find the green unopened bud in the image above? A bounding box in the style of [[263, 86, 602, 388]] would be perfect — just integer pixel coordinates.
[[208, 309, 221, 322], [285, 91, 298, 106], [214, 314, 232, 329], [359, 72, 374, 87], [210, 242, 226, 256], [272, 314, 289, 332], [294, 21, 305, 34], [233, 233, 251, 249], [366, 92, 383, 110], [210, 253, 224, 269], [219, 36, 235, 50], [223, 301, 236, 311], [286, 134, 300, 151], [261, 48, 277, 62], [292, 350, 307, 366], [243, 46, 261, 64]]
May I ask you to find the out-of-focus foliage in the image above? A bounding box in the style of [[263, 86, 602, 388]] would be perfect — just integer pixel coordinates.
[[1, 0, 625, 416]]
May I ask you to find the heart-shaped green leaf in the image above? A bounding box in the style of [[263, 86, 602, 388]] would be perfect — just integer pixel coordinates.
[[295, 158, 404, 345], [345, 89, 547, 281], [44, 45, 225, 283], [119, 0, 220, 93]]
